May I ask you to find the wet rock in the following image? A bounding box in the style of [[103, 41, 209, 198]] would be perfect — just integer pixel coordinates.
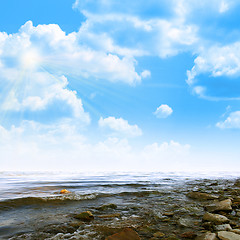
[[153, 231, 165, 238], [75, 211, 94, 221], [105, 228, 140, 240], [178, 218, 193, 227], [218, 231, 240, 240], [180, 231, 197, 239], [214, 224, 232, 231], [206, 199, 232, 212], [195, 232, 218, 240], [187, 192, 219, 200], [96, 203, 117, 211], [203, 212, 229, 224], [60, 189, 71, 194]]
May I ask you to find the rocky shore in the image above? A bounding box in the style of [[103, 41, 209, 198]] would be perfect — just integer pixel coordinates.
[[8, 178, 240, 240]]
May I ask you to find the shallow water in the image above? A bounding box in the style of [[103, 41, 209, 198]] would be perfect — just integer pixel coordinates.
[[0, 171, 239, 239]]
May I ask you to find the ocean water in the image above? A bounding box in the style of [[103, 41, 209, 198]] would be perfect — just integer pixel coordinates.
[[0, 171, 239, 239]]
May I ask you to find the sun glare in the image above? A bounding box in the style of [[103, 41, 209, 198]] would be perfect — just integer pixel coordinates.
[[20, 49, 42, 70]]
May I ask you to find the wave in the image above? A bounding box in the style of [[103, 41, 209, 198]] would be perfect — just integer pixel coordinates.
[[0, 193, 102, 211], [0, 189, 164, 211]]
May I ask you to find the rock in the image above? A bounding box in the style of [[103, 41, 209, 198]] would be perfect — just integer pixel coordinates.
[[232, 229, 240, 235], [214, 224, 232, 231], [163, 212, 174, 217], [180, 231, 197, 239], [203, 212, 229, 224], [218, 231, 240, 240], [75, 211, 94, 221], [195, 232, 218, 240], [105, 228, 140, 240], [202, 222, 214, 231], [187, 192, 219, 200], [206, 199, 232, 212], [60, 189, 71, 194], [178, 218, 193, 227], [153, 231, 165, 238], [96, 203, 117, 211]]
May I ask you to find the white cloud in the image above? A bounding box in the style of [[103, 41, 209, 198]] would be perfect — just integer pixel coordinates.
[[216, 111, 240, 129], [186, 42, 240, 99], [0, 20, 147, 121], [99, 116, 142, 137], [141, 70, 151, 78], [154, 104, 173, 118], [0, 121, 192, 172]]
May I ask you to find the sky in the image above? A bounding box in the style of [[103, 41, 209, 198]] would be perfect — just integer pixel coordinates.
[[0, 0, 240, 172]]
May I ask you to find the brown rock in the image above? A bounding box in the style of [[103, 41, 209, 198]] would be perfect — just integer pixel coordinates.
[[195, 232, 218, 240], [153, 231, 165, 238], [206, 199, 232, 212], [105, 228, 140, 240], [187, 192, 219, 200], [203, 212, 229, 224], [231, 229, 240, 235], [75, 211, 94, 221], [180, 231, 197, 239], [218, 231, 240, 240]]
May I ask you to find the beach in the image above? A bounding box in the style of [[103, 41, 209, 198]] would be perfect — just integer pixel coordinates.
[[0, 172, 240, 240]]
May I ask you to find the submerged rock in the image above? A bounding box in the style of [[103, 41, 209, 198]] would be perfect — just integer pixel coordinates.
[[195, 232, 218, 240], [203, 212, 229, 224], [187, 192, 219, 200], [75, 211, 94, 221], [218, 231, 240, 240], [105, 228, 140, 240], [205, 199, 232, 212], [178, 218, 193, 227], [96, 203, 117, 211]]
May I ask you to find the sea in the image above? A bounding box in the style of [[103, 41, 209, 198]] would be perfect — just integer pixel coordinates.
[[0, 171, 239, 239]]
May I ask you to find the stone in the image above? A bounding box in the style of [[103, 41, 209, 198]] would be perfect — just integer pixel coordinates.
[[178, 218, 193, 227], [153, 231, 165, 238], [214, 224, 232, 231], [203, 212, 229, 224], [180, 231, 197, 239], [195, 232, 218, 240], [96, 203, 117, 211], [60, 189, 71, 194], [231, 229, 240, 235], [187, 192, 219, 200], [218, 231, 240, 240], [75, 211, 94, 221], [105, 228, 140, 240], [206, 199, 232, 212]]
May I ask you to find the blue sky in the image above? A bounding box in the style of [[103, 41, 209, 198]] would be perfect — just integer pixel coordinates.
[[0, 0, 240, 172]]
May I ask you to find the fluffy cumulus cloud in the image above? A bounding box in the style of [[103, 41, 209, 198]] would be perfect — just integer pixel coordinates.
[[154, 104, 173, 118], [186, 42, 240, 99], [98, 116, 142, 137], [216, 111, 240, 129], [0, 121, 191, 172], [0, 20, 146, 124], [72, 0, 240, 100]]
